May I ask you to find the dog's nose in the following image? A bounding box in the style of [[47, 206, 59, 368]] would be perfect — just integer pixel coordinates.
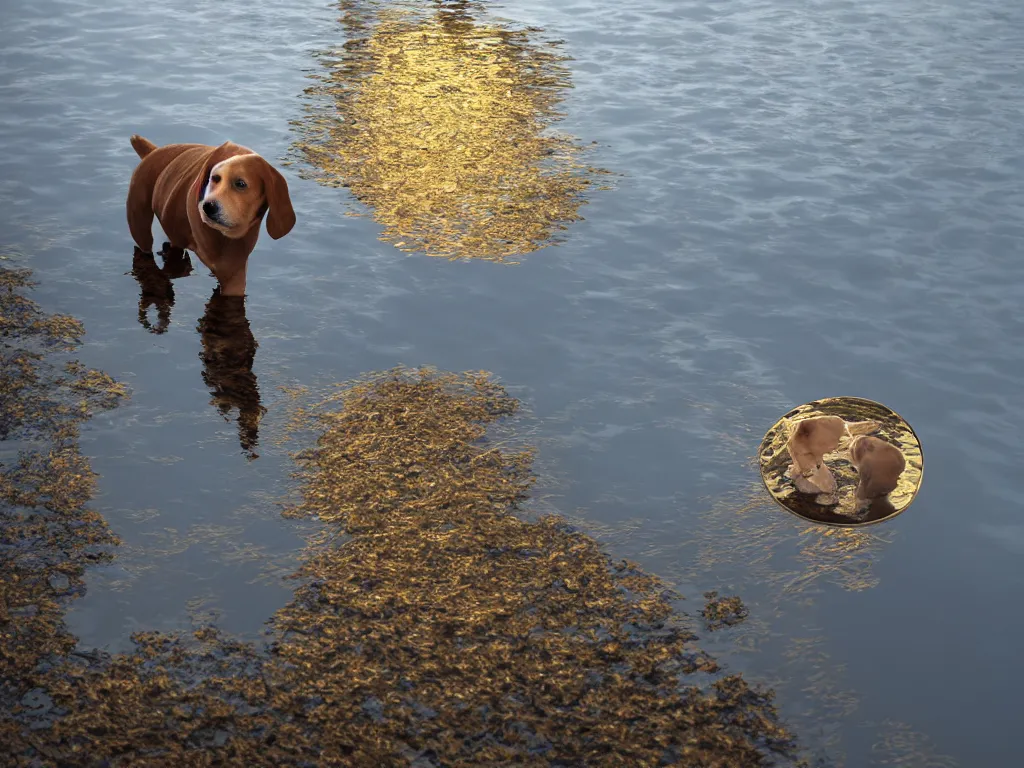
[[202, 200, 219, 217]]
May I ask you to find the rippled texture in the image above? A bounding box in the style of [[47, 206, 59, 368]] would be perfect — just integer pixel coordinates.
[[267, 369, 799, 766], [2, 0, 1022, 765], [759, 398, 923, 525], [293, 1, 607, 260], [2, 356, 801, 766]]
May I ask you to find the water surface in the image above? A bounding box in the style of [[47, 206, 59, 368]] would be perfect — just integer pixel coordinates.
[[2, 0, 1023, 764]]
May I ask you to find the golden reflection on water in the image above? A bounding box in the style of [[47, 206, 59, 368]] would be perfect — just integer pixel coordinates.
[[262, 368, 798, 765], [759, 397, 924, 527], [292, 0, 609, 261]]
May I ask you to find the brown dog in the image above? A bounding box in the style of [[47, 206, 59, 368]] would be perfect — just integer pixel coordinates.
[[848, 435, 906, 506], [786, 415, 880, 496], [126, 135, 295, 296]]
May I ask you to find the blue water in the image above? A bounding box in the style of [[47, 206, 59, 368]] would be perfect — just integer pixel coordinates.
[[2, 0, 1022, 764]]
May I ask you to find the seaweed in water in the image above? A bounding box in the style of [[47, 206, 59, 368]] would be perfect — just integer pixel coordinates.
[[701, 591, 750, 631], [1, 264, 808, 765], [0, 263, 127, 732]]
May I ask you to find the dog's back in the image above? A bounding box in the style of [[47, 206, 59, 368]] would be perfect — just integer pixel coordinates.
[[129, 136, 207, 181], [127, 136, 211, 253]]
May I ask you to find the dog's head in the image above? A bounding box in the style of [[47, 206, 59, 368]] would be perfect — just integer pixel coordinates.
[[192, 142, 296, 241], [848, 434, 906, 499], [848, 434, 903, 470], [847, 434, 871, 468]]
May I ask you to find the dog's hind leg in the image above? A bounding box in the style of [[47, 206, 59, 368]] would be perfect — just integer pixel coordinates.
[[126, 193, 155, 253]]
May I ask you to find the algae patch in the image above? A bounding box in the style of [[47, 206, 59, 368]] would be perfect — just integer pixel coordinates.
[[1, 262, 127, 724], [263, 368, 802, 765], [702, 591, 749, 631], [3, 351, 806, 765]]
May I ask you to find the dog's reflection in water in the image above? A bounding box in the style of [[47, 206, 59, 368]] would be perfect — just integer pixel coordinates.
[[131, 244, 193, 333], [130, 244, 266, 459], [196, 289, 266, 460]]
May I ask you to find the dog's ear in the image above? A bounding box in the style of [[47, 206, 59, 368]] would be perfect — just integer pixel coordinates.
[[254, 158, 296, 240], [191, 142, 242, 202]]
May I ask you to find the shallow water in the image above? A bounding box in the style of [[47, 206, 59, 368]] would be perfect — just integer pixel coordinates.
[[2, 0, 1022, 764]]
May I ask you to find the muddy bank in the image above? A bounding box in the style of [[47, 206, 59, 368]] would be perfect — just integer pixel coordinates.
[[2, 265, 806, 766]]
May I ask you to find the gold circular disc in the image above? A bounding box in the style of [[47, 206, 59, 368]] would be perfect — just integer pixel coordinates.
[[758, 397, 924, 527]]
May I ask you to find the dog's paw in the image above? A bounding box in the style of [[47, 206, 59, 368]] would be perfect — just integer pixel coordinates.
[[157, 241, 183, 256]]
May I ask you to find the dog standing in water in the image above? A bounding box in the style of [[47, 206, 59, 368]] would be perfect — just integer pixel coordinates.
[[126, 135, 295, 296], [848, 435, 907, 509]]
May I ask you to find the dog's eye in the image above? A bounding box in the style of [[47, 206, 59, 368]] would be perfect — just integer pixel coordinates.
[[211, 174, 221, 184], [234, 179, 247, 190]]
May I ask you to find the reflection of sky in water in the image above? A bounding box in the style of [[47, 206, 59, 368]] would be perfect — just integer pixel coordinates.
[[978, 524, 1024, 556], [292, 2, 608, 261], [679, 481, 952, 766], [693, 483, 890, 602]]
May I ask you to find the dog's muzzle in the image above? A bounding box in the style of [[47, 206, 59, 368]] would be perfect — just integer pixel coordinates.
[[202, 200, 223, 223]]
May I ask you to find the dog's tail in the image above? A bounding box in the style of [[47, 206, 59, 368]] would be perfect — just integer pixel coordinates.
[[130, 134, 157, 159]]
